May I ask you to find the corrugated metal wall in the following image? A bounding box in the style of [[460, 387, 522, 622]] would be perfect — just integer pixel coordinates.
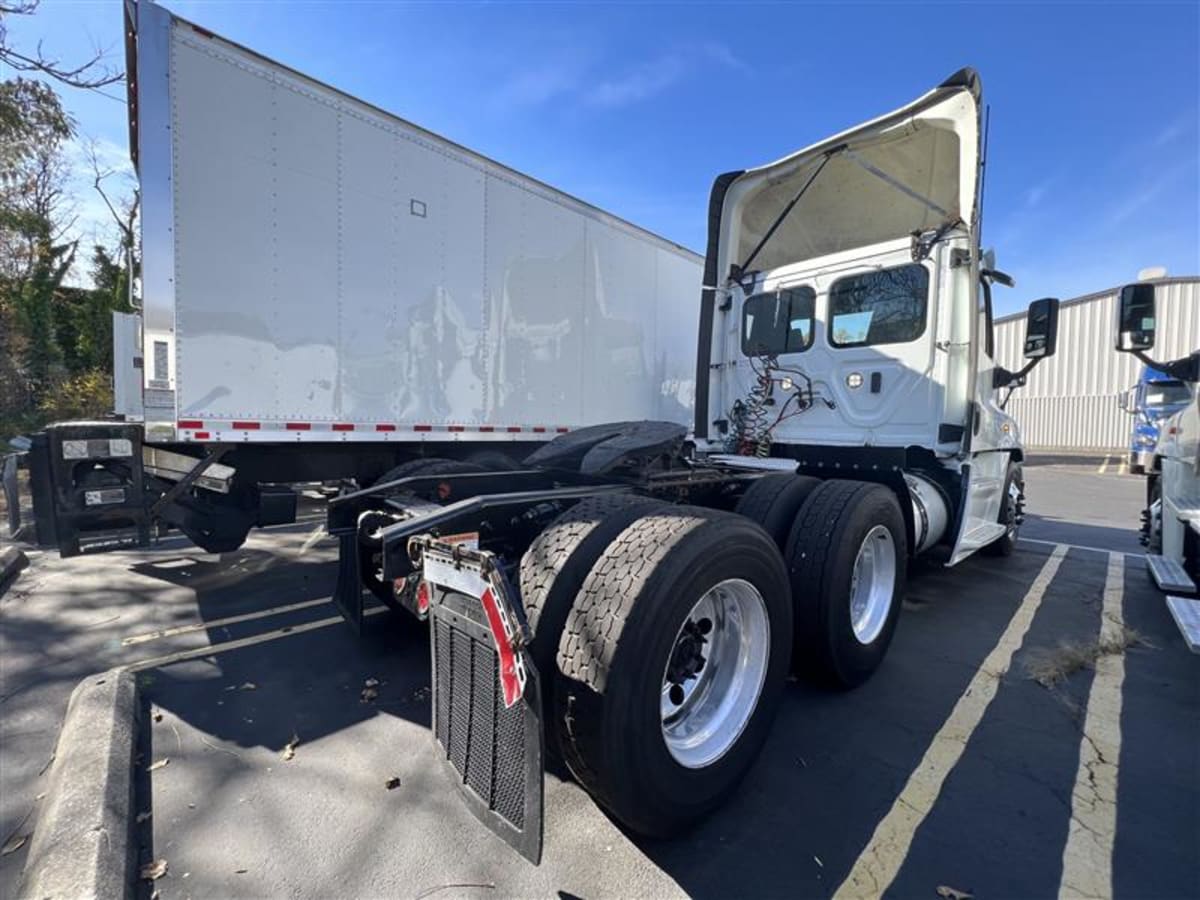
[[994, 277, 1199, 451]]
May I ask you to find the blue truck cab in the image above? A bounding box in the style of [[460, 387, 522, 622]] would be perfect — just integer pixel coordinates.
[[1124, 366, 1193, 473]]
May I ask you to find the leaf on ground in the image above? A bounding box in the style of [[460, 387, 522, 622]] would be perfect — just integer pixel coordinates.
[[282, 733, 299, 761], [140, 859, 168, 881], [360, 686, 378, 703], [364, 677, 380, 688], [1, 834, 28, 856], [385, 776, 401, 790], [239, 682, 257, 691], [152, 712, 163, 723], [136, 811, 152, 824], [937, 886, 973, 900], [147, 758, 170, 772], [235, 869, 248, 874]]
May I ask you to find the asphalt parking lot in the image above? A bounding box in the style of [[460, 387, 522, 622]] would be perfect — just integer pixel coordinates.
[[1, 461, 1197, 899]]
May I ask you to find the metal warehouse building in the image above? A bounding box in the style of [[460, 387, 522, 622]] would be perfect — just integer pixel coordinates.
[[994, 276, 1199, 452]]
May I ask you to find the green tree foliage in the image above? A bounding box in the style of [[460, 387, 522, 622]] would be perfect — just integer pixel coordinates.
[[1, 4, 131, 437]]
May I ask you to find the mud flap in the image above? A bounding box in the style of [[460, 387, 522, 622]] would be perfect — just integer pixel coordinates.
[[430, 591, 544, 863], [332, 532, 366, 633], [417, 539, 544, 864]]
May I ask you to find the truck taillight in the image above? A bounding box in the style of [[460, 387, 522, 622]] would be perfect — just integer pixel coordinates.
[[416, 580, 430, 614]]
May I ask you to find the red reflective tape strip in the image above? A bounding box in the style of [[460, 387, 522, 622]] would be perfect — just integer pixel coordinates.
[[194, 431, 211, 440], [556, 427, 570, 434], [376, 424, 396, 432], [532, 426, 547, 434], [232, 421, 260, 430], [332, 423, 355, 432], [414, 425, 433, 433], [286, 422, 311, 431], [478, 426, 495, 433], [448, 425, 465, 433], [506, 426, 522, 433], [178, 420, 203, 430], [479, 587, 522, 708]]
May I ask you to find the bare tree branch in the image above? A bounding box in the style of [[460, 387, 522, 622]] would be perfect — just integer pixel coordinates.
[[0, 0, 124, 90]]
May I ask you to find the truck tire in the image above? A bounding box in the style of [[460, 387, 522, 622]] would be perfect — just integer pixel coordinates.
[[982, 463, 1024, 557], [784, 480, 907, 688], [519, 494, 665, 750], [735, 473, 821, 549], [555, 507, 791, 837], [464, 449, 522, 471], [373, 458, 480, 500]]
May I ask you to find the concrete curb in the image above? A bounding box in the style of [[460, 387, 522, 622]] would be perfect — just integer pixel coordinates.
[[0, 543, 29, 584], [20, 670, 138, 900]]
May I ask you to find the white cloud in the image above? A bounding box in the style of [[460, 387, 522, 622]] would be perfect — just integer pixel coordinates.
[[1106, 160, 1190, 227], [492, 60, 584, 111], [585, 44, 744, 109], [492, 42, 746, 114]]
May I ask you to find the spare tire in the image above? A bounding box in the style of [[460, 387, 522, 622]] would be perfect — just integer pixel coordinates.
[[555, 506, 791, 836]]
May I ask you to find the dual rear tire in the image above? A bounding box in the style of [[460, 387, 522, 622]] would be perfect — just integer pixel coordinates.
[[523, 477, 907, 837]]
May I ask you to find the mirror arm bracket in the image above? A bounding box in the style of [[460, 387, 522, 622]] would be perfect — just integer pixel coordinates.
[[993, 363, 1033, 390]]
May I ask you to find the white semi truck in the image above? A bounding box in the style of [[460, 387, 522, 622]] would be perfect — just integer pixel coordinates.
[[329, 68, 1061, 861], [1115, 283, 1200, 650], [20, 0, 702, 555]]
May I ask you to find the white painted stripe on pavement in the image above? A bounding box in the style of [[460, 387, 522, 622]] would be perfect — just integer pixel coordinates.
[[1019, 536, 1140, 558], [832, 544, 1068, 899], [121, 606, 387, 672], [1097, 456, 1111, 474], [1059, 552, 1126, 899], [121, 597, 332, 646]]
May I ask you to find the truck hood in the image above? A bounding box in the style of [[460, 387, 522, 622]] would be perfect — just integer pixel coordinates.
[[716, 68, 983, 278]]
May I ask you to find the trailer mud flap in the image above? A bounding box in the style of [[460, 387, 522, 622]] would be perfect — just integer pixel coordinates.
[[332, 532, 367, 633]]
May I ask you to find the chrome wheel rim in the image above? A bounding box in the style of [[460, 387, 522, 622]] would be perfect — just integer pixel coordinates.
[[660, 578, 770, 769], [849, 525, 896, 645]]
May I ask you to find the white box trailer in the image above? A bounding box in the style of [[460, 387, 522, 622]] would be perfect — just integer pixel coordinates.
[[132, 0, 700, 442], [24, 0, 701, 556]]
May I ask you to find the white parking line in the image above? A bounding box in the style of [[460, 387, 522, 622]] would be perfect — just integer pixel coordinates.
[[122, 606, 387, 672], [1097, 456, 1111, 474], [121, 597, 332, 646], [1019, 536, 1140, 558], [1059, 552, 1126, 899], [832, 544, 1068, 899]]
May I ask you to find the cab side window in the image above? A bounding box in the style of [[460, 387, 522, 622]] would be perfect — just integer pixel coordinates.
[[829, 264, 929, 347], [742, 287, 816, 356]]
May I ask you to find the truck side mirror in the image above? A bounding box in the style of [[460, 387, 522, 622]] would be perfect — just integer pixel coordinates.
[[1116, 283, 1156, 351], [1023, 297, 1059, 359]]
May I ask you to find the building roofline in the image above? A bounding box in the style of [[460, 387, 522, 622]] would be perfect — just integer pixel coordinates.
[[994, 275, 1200, 324]]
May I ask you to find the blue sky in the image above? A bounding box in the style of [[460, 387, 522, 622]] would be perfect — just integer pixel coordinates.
[[8, 0, 1198, 315]]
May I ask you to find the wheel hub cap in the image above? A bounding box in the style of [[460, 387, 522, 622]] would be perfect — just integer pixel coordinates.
[[849, 525, 896, 645], [661, 578, 770, 769]]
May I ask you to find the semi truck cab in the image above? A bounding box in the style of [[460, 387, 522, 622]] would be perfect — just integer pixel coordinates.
[[327, 68, 1065, 863], [1114, 282, 1200, 650], [695, 68, 1058, 566], [1121, 365, 1193, 474]]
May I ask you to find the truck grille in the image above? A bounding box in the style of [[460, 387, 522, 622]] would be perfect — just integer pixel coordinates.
[[433, 618, 527, 830]]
